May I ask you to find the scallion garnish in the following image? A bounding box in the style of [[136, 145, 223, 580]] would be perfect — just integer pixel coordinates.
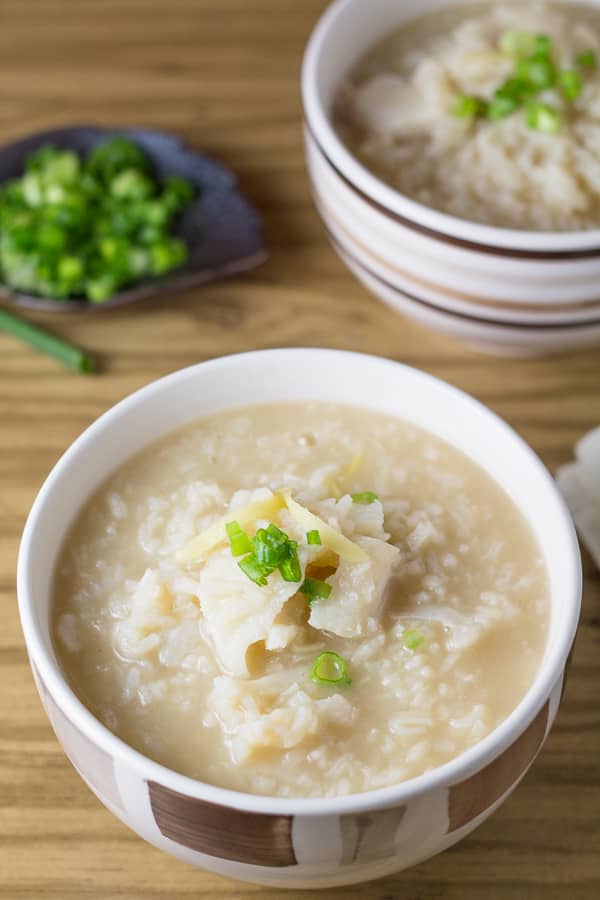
[[351, 491, 379, 505], [498, 29, 537, 57], [486, 94, 520, 120], [226, 520, 254, 557], [234, 522, 303, 586], [452, 30, 599, 134], [452, 94, 486, 118], [238, 554, 269, 586], [576, 48, 597, 69], [560, 69, 583, 101], [403, 629, 425, 651], [306, 529, 322, 545], [301, 578, 333, 604], [279, 547, 302, 583], [516, 54, 556, 90], [534, 34, 552, 55], [526, 101, 561, 133], [310, 651, 351, 686]]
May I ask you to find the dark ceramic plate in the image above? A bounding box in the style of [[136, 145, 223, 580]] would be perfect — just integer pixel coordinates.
[[0, 125, 267, 312]]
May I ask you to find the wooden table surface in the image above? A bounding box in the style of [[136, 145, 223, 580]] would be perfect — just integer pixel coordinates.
[[1, 1, 599, 897]]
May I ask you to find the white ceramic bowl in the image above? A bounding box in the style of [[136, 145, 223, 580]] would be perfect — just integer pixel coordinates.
[[302, 0, 600, 355], [18, 349, 581, 889]]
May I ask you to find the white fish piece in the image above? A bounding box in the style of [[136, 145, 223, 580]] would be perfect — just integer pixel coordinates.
[[352, 73, 433, 137], [198, 547, 305, 677], [308, 536, 401, 638], [208, 677, 355, 762]]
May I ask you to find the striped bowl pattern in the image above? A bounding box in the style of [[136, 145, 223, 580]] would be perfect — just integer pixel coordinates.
[[301, 0, 600, 356]]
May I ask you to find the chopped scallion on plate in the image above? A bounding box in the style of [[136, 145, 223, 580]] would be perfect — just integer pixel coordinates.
[[306, 529, 322, 545]]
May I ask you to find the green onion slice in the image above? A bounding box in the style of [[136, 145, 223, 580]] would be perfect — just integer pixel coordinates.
[[516, 55, 556, 90], [226, 520, 254, 557], [452, 94, 485, 118], [560, 69, 583, 101], [238, 554, 269, 586], [526, 101, 561, 133], [310, 651, 351, 686], [279, 547, 302, 583], [575, 48, 597, 69], [403, 629, 425, 650], [306, 529, 322, 545], [301, 578, 332, 603], [351, 491, 379, 505], [534, 34, 552, 56], [498, 30, 537, 57], [487, 95, 520, 120]]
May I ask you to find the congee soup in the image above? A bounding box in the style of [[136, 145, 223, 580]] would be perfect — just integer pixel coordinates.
[[335, 2, 600, 230], [53, 403, 548, 798]]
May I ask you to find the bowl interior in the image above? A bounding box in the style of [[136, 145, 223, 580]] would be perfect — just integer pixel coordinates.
[[19, 349, 580, 808], [303, 0, 600, 250]]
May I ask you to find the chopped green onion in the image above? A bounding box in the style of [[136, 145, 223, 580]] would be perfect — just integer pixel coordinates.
[[0, 307, 94, 373], [306, 529, 322, 545], [351, 491, 379, 505], [253, 527, 285, 567], [534, 34, 552, 56], [238, 554, 269, 586], [266, 523, 286, 543], [487, 95, 520, 120], [516, 55, 556, 90], [226, 520, 254, 557], [310, 651, 351, 686], [498, 30, 537, 57], [300, 578, 333, 604], [526, 101, 562, 133], [575, 48, 597, 69], [403, 629, 425, 651], [560, 69, 583, 101], [279, 546, 302, 583], [452, 94, 483, 118]]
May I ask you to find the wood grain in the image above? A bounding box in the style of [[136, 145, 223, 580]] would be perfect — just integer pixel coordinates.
[[1, 1, 599, 897]]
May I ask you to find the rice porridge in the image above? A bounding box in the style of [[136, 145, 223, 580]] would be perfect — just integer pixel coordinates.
[[53, 403, 548, 798], [335, 3, 600, 230]]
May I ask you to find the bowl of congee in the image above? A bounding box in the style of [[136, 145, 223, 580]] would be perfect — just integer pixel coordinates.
[[302, 0, 600, 354], [18, 349, 580, 887]]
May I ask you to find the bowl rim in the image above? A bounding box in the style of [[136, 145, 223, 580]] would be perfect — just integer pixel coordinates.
[[301, 0, 600, 254], [17, 348, 582, 817]]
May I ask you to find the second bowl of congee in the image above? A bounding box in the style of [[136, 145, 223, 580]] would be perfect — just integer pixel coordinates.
[[20, 350, 580, 884], [334, 2, 600, 230]]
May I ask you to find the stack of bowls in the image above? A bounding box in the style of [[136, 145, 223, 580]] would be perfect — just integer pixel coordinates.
[[302, 0, 600, 356]]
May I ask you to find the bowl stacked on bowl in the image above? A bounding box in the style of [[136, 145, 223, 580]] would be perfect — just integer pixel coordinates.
[[302, 0, 600, 356]]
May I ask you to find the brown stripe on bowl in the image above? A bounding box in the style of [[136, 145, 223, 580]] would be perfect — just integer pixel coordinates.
[[327, 227, 600, 332], [148, 781, 297, 867], [447, 701, 549, 832], [305, 122, 600, 262], [315, 192, 600, 316]]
